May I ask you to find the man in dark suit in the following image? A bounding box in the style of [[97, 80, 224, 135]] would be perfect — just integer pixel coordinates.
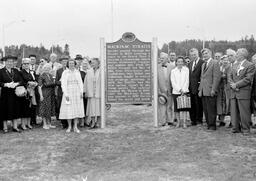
[[229, 48, 255, 135], [188, 48, 204, 126], [55, 55, 69, 128], [75, 54, 86, 127], [198, 48, 221, 131]]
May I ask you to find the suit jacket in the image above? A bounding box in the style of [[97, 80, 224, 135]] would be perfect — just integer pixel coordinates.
[[84, 68, 101, 98], [189, 58, 204, 94], [198, 58, 221, 97], [229, 60, 255, 99], [251, 67, 256, 101], [20, 69, 40, 103], [20, 69, 36, 87], [80, 70, 86, 82], [56, 67, 65, 97], [158, 64, 170, 95]]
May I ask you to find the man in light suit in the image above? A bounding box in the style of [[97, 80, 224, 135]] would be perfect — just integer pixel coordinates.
[[229, 48, 255, 135], [198, 48, 221, 131], [188, 48, 204, 126], [158, 52, 175, 126]]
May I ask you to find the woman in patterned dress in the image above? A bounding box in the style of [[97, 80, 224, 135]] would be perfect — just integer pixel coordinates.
[[59, 59, 84, 133], [38, 63, 56, 129]]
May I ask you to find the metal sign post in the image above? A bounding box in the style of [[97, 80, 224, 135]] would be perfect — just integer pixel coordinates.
[[100, 37, 106, 128], [152, 37, 158, 127]]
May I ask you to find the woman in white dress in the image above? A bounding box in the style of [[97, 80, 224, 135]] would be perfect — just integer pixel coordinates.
[[171, 56, 190, 128], [59, 59, 84, 133], [84, 58, 101, 128]]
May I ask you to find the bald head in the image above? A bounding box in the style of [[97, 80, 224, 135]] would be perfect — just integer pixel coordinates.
[[50, 53, 57, 63], [236, 48, 248, 62], [159, 52, 168, 64], [226, 48, 236, 63]]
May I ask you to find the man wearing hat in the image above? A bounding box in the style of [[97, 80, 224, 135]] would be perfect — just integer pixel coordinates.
[[158, 52, 175, 126], [0, 55, 23, 132], [198, 48, 221, 131], [74, 54, 86, 127], [55, 55, 69, 128]]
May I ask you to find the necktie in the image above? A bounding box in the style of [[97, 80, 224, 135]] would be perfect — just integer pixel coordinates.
[[203, 62, 207, 71], [192, 60, 197, 71]]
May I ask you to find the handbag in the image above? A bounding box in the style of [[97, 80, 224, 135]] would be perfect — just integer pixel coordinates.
[[177, 94, 191, 109], [15, 86, 27, 97]]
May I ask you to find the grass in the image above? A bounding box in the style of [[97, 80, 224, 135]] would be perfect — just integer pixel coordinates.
[[0, 104, 256, 181]]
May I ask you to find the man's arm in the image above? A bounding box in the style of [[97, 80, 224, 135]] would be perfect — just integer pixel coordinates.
[[235, 64, 255, 89]]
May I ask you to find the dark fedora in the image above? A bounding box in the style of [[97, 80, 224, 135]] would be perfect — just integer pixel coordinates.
[[74, 54, 83, 60], [1, 55, 18, 61]]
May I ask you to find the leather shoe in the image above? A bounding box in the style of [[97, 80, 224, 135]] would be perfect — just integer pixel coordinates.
[[167, 122, 175, 126], [13, 128, 21, 133], [231, 129, 241, 133]]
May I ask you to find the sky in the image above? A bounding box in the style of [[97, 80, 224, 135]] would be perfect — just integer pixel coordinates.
[[0, 0, 255, 57]]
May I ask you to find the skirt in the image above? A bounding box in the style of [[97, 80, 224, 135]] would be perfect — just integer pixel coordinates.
[[59, 81, 84, 120], [86, 98, 100, 117], [173, 94, 190, 112]]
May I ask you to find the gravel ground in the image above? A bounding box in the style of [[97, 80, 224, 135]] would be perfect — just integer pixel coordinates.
[[0, 104, 256, 181]]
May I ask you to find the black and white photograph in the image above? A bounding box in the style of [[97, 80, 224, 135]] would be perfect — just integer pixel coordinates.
[[0, 0, 256, 180]]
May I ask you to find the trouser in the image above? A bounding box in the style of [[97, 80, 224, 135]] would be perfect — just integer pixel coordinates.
[[30, 105, 37, 125], [167, 95, 174, 122], [230, 98, 251, 132], [202, 96, 217, 129], [189, 93, 203, 125]]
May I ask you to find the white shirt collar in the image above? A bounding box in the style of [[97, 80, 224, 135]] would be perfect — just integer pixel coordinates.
[[195, 57, 200, 64]]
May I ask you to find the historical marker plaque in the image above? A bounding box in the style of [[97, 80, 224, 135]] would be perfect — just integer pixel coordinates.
[[106, 32, 152, 104]]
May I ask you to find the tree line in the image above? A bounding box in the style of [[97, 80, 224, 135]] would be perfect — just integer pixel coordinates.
[[0, 43, 70, 64], [159, 34, 256, 59]]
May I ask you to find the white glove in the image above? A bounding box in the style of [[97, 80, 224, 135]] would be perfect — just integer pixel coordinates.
[[13, 82, 19, 88], [4, 83, 11, 88], [9, 82, 16, 89]]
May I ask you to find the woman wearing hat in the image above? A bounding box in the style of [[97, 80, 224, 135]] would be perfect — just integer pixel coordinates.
[[20, 58, 38, 129], [0, 55, 24, 133], [38, 63, 56, 129]]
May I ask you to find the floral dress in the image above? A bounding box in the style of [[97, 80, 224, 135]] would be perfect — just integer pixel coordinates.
[[38, 72, 56, 119]]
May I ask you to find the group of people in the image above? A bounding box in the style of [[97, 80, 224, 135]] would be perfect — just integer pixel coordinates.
[[158, 48, 256, 135], [0, 53, 101, 133], [1, 47, 256, 135]]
